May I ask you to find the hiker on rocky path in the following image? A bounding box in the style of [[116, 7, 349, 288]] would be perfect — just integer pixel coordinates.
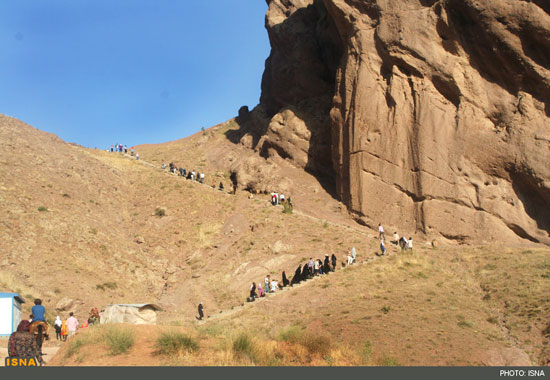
[[291, 266, 301, 285], [136, 152, 140, 160], [271, 279, 279, 292], [179, 167, 184, 176], [131, 147, 135, 156], [197, 302, 204, 320], [219, 182, 224, 191], [61, 319, 68, 341], [314, 259, 320, 276], [200, 172, 205, 184], [379, 223, 385, 241], [331, 254, 337, 271], [250, 282, 258, 299], [323, 254, 331, 273], [162, 163, 166, 170], [308, 258, 314, 274], [347, 253, 353, 266], [8, 320, 44, 366], [264, 275, 270, 294], [54, 316, 62, 341], [66, 312, 79, 337], [380, 239, 387, 256], [399, 236, 408, 251], [258, 283, 265, 297], [301, 263, 309, 280], [392, 232, 399, 245], [352, 247, 357, 264], [282, 271, 289, 287]]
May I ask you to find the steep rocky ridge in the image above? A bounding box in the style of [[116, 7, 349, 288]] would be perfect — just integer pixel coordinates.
[[235, 0, 550, 244]]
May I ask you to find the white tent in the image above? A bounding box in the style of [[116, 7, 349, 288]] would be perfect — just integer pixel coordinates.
[[100, 304, 162, 325], [0, 293, 26, 336]]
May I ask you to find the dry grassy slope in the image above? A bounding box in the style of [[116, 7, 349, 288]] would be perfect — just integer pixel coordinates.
[[50, 246, 550, 366], [0, 114, 374, 324], [2, 114, 549, 365]]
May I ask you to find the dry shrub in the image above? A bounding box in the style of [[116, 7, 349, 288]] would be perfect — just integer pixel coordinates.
[[155, 331, 199, 355], [278, 325, 331, 357]]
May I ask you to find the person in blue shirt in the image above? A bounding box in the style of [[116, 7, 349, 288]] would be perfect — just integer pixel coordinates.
[[31, 299, 46, 322]]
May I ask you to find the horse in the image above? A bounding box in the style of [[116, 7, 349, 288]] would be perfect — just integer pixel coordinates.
[[29, 321, 49, 353]]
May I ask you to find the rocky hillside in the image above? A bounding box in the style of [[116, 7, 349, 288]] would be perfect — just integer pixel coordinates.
[[232, 0, 550, 245]]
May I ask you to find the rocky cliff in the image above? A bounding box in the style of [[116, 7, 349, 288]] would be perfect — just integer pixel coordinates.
[[238, 0, 550, 245]]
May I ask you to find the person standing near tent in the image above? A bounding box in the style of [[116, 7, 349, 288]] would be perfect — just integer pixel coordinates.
[[197, 302, 204, 320]]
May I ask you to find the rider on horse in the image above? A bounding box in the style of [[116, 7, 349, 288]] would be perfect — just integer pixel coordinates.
[[30, 299, 49, 352]]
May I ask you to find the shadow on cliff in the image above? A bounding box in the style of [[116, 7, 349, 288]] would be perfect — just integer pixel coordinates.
[[225, 1, 342, 199]]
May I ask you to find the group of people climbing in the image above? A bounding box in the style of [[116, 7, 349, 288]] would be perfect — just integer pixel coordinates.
[[270, 192, 291, 207], [7, 299, 101, 366], [379, 223, 413, 256], [161, 162, 228, 192], [247, 252, 348, 302], [110, 143, 139, 160]]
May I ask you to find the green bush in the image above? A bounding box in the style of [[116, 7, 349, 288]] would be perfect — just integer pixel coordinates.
[[155, 207, 166, 217], [37, 206, 48, 212], [104, 326, 135, 355], [155, 331, 199, 355]]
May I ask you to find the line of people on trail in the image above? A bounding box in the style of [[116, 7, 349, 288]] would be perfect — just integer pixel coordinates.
[[7, 299, 101, 366], [161, 162, 227, 192], [109, 143, 139, 160], [247, 252, 351, 302]]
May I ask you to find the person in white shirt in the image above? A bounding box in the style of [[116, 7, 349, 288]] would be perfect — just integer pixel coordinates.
[[407, 237, 413, 251], [347, 254, 353, 265], [271, 280, 278, 292], [378, 223, 385, 241], [351, 247, 357, 264], [393, 232, 399, 245]]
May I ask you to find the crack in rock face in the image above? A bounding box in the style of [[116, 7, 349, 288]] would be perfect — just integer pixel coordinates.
[[243, 0, 550, 245]]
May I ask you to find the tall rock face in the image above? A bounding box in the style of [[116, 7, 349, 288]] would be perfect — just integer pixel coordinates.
[[251, 0, 550, 244]]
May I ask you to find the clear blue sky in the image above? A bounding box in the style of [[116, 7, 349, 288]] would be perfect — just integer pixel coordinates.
[[0, 1, 270, 148]]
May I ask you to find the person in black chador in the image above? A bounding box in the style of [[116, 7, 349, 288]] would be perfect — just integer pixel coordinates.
[[301, 263, 309, 281], [323, 254, 331, 274], [250, 282, 257, 299], [291, 265, 301, 286], [197, 302, 204, 320], [331, 254, 337, 272], [282, 271, 289, 287]]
